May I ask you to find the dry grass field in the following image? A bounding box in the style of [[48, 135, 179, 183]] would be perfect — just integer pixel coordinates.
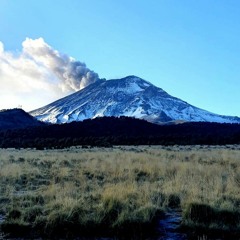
[[0, 145, 240, 238]]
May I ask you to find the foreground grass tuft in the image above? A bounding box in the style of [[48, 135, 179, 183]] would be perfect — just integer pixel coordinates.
[[0, 145, 240, 238]]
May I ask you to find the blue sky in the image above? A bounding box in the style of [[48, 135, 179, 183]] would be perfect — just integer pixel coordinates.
[[0, 0, 239, 116]]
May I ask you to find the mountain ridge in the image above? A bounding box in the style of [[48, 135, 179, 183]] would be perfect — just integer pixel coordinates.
[[30, 76, 240, 124]]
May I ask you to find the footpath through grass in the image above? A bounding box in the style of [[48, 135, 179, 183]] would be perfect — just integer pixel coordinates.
[[0, 145, 240, 238]]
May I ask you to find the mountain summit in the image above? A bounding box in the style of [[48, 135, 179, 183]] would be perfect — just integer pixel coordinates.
[[30, 76, 240, 124]]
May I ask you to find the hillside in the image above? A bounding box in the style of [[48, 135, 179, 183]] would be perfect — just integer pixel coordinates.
[[0, 108, 45, 130]]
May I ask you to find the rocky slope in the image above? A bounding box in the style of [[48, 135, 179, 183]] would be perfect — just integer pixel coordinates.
[[30, 76, 240, 124]]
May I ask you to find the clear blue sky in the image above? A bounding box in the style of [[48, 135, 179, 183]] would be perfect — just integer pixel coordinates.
[[0, 0, 239, 116]]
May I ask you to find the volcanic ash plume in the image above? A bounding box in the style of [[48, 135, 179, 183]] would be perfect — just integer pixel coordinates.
[[0, 37, 100, 110], [22, 38, 99, 91]]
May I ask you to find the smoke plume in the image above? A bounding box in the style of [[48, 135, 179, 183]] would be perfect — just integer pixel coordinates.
[[0, 38, 100, 110]]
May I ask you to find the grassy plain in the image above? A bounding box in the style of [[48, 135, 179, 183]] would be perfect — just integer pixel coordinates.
[[0, 145, 240, 238]]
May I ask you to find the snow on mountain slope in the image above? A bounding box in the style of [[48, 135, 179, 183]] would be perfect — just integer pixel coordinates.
[[30, 76, 240, 124]]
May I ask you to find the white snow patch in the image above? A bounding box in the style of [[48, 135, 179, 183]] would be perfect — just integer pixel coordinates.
[[124, 106, 145, 118], [126, 82, 144, 94]]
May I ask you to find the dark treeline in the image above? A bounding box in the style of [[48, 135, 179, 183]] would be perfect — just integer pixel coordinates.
[[0, 116, 240, 148]]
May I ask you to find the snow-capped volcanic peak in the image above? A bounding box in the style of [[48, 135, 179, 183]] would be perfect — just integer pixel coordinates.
[[30, 76, 240, 124]]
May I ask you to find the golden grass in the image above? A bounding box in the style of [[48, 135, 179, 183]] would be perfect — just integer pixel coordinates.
[[0, 145, 240, 237]]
